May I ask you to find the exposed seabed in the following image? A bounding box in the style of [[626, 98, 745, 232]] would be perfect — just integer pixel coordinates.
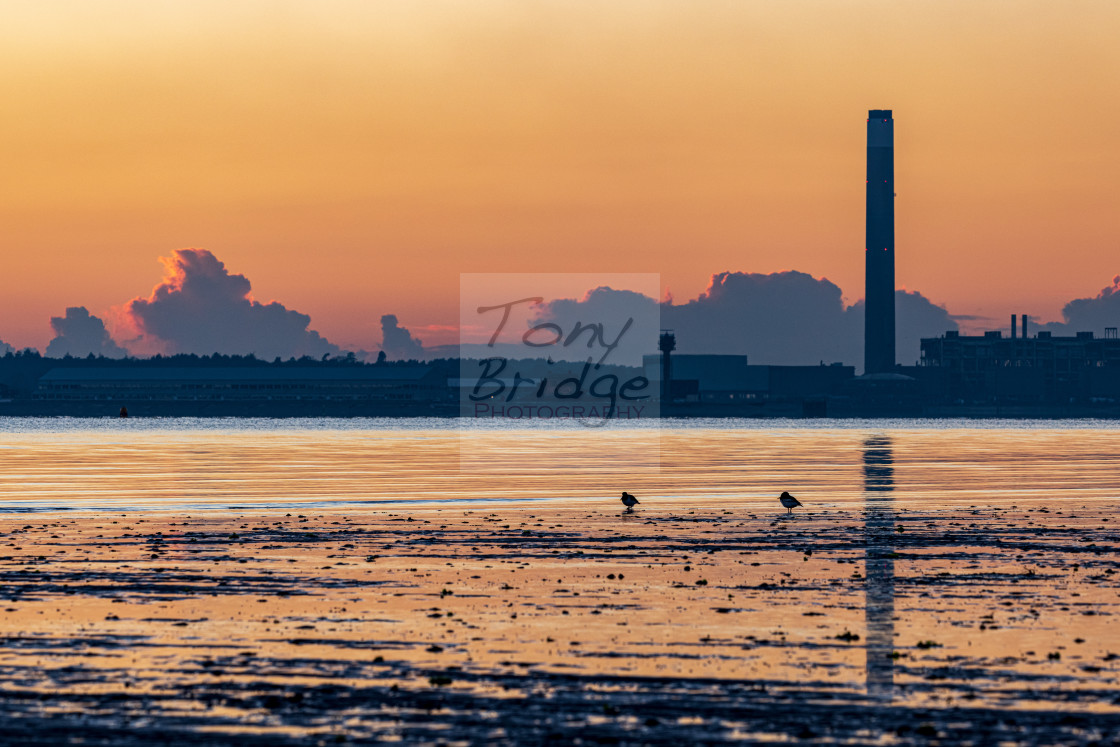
[[0, 500, 1117, 745]]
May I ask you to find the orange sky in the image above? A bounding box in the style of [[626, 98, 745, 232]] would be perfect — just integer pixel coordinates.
[[1, 0, 1119, 351]]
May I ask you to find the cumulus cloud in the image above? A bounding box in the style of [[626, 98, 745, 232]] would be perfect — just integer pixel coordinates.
[[663, 271, 855, 364], [532, 287, 659, 367], [847, 289, 958, 366], [120, 249, 340, 359], [524, 271, 958, 370], [46, 307, 128, 358], [380, 314, 424, 360], [1037, 275, 1120, 336]]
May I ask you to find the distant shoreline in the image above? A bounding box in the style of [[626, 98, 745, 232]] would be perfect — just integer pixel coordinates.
[[2, 400, 1120, 419]]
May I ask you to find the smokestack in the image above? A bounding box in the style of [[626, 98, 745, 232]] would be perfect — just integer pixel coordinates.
[[864, 109, 895, 374], [1022, 314, 1029, 339], [1011, 314, 1017, 339]]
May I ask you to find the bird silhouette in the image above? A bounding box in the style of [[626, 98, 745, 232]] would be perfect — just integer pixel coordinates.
[[779, 491, 802, 515], [620, 492, 640, 513]]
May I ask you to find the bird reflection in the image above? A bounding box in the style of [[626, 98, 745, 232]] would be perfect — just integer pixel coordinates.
[[863, 435, 895, 701]]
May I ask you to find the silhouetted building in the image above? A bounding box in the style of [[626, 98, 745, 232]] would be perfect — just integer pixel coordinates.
[[642, 355, 853, 411], [36, 366, 446, 403], [921, 320, 1120, 401], [765, 364, 855, 398], [643, 354, 749, 402], [865, 109, 896, 374]]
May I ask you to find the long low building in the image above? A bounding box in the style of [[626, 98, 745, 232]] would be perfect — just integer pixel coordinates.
[[35, 366, 448, 403], [642, 354, 854, 403], [920, 329, 1120, 401]]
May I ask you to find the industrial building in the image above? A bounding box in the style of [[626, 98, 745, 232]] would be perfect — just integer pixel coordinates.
[[642, 350, 853, 413], [35, 366, 447, 403], [642, 354, 750, 402], [920, 318, 1120, 401], [12, 107, 1118, 419]]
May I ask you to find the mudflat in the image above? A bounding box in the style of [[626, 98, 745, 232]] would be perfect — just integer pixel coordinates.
[[0, 503, 1117, 745]]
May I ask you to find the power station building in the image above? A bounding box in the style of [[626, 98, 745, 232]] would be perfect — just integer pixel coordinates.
[[642, 352, 853, 413], [920, 320, 1120, 401]]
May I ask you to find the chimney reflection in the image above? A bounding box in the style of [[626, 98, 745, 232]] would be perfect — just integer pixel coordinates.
[[863, 435, 895, 700]]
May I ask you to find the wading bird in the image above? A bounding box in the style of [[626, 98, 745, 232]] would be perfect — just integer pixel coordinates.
[[779, 491, 802, 515], [621, 492, 640, 513]]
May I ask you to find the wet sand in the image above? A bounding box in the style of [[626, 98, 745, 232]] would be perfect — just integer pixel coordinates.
[[1, 502, 1118, 745]]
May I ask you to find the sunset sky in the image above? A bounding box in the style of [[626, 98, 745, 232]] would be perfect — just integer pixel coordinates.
[[2, 0, 1118, 352]]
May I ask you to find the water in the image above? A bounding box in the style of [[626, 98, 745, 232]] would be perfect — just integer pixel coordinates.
[[1, 417, 1118, 742], [1, 417, 1118, 512]]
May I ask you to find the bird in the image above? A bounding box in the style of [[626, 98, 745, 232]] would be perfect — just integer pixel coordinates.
[[620, 492, 640, 513], [779, 491, 802, 515]]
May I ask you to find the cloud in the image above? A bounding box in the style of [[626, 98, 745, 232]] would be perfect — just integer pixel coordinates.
[[380, 314, 424, 360], [46, 307, 128, 358], [120, 249, 340, 359], [662, 271, 855, 364], [845, 289, 958, 367], [522, 271, 958, 371], [1038, 275, 1120, 335], [531, 286, 659, 367]]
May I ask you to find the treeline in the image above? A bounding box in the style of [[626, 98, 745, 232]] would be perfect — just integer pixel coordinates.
[[0, 350, 462, 398], [0, 349, 641, 399]]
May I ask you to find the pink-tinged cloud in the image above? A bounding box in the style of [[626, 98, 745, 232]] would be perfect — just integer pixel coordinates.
[[414, 324, 461, 333], [120, 249, 339, 360], [46, 306, 127, 358], [1038, 274, 1120, 336], [379, 314, 424, 360]]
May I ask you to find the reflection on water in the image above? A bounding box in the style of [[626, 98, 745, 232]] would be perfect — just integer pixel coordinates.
[[1, 419, 1119, 743], [863, 435, 895, 701], [1, 418, 1120, 512]]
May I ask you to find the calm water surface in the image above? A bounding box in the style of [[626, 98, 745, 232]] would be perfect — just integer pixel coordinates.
[[1, 418, 1118, 743], [1, 417, 1118, 512]]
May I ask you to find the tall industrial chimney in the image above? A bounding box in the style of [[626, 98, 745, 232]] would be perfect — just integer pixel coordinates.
[[864, 109, 895, 374], [1011, 314, 1017, 339]]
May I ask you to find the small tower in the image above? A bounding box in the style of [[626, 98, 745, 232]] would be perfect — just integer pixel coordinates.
[[658, 330, 676, 402]]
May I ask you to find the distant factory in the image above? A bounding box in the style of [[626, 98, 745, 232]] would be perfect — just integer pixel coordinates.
[[920, 317, 1120, 402], [641, 109, 1120, 417], [5, 108, 1120, 419], [642, 348, 852, 416]]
